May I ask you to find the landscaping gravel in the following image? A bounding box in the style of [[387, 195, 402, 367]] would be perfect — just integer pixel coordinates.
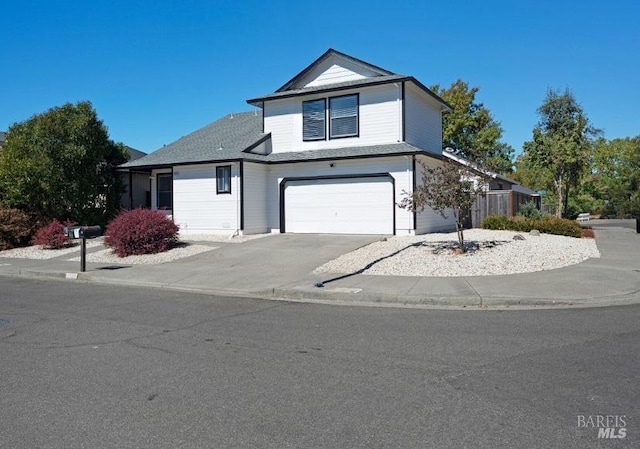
[[0, 239, 104, 259], [67, 243, 216, 265], [314, 229, 600, 277]]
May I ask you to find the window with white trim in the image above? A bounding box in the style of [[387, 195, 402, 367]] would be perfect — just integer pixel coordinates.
[[302, 99, 326, 141], [329, 94, 358, 138], [216, 166, 231, 194], [157, 173, 172, 209]]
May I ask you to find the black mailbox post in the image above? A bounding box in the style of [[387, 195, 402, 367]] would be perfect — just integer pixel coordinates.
[[64, 225, 102, 272]]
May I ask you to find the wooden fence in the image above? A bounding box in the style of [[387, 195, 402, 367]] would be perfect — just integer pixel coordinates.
[[467, 190, 541, 228]]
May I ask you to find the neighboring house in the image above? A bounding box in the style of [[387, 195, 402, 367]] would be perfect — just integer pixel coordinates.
[[119, 49, 456, 235], [442, 149, 541, 227], [120, 146, 150, 210], [0, 131, 5, 149]]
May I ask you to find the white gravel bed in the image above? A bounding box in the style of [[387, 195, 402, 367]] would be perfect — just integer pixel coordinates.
[[179, 233, 272, 243], [314, 229, 600, 277], [67, 244, 216, 265], [0, 239, 104, 260]]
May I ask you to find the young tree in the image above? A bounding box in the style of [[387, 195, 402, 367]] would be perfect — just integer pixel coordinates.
[[431, 79, 514, 173], [523, 88, 598, 218], [399, 157, 487, 253], [0, 101, 129, 225]]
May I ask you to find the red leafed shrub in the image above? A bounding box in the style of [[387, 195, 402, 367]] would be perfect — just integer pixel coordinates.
[[32, 219, 75, 249], [32, 220, 68, 248], [581, 227, 596, 239], [0, 207, 40, 251], [104, 209, 179, 257]]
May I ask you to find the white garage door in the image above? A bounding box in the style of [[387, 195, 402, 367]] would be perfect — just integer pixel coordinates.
[[284, 177, 393, 234]]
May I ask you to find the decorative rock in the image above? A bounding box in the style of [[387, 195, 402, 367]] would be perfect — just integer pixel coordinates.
[[513, 234, 526, 241], [314, 229, 601, 277], [530, 229, 541, 236]]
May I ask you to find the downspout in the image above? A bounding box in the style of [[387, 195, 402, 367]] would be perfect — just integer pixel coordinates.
[[231, 161, 241, 239]]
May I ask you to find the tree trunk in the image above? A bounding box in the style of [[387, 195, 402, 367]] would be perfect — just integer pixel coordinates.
[[555, 177, 563, 218], [563, 185, 571, 217], [454, 208, 465, 253]]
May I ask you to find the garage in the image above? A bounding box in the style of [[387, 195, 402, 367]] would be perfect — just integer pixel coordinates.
[[281, 175, 394, 234]]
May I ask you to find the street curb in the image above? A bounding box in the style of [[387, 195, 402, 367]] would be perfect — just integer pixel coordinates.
[[3, 269, 640, 311]]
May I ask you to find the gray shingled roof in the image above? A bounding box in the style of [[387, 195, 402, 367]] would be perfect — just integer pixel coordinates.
[[118, 109, 439, 169], [263, 142, 440, 163], [125, 146, 146, 161], [120, 112, 266, 168]]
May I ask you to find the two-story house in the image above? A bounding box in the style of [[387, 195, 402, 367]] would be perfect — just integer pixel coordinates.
[[119, 49, 456, 235]]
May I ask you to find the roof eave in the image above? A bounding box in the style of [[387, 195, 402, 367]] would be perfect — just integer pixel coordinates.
[[247, 76, 410, 106]]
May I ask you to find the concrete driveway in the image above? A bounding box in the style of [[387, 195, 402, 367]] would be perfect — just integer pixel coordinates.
[[73, 233, 384, 295]]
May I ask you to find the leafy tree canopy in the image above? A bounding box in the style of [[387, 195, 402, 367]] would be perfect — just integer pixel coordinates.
[[431, 79, 514, 174], [0, 101, 129, 225], [591, 136, 640, 217], [522, 88, 598, 217]]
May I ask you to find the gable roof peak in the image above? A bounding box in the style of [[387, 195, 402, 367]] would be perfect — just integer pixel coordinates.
[[275, 48, 396, 93]]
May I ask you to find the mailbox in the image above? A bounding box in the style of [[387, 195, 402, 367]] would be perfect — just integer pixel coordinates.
[[63, 225, 102, 272], [63, 226, 101, 239], [80, 226, 102, 239], [64, 226, 82, 239]]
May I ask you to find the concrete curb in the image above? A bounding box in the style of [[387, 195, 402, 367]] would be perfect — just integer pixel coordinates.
[[4, 269, 640, 311]]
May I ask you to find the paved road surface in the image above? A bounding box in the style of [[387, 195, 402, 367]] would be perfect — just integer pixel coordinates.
[[1, 277, 638, 448]]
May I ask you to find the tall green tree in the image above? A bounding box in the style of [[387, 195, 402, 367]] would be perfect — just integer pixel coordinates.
[[431, 79, 514, 173], [591, 136, 640, 217], [0, 101, 129, 225], [523, 88, 598, 218]]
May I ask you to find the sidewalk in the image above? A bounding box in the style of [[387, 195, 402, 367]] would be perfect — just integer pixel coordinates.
[[1, 224, 638, 309]]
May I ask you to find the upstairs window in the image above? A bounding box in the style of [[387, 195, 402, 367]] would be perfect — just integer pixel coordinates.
[[157, 173, 172, 210], [302, 99, 326, 141], [329, 94, 358, 138], [216, 165, 231, 194]]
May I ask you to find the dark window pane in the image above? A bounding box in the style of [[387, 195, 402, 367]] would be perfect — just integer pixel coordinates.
[[329, 95, 358, 138], [216, 166, 231, 194], [303, 99, 326, 140]]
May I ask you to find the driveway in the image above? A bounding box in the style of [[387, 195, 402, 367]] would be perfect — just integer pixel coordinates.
[[77, 233, 384, 295]]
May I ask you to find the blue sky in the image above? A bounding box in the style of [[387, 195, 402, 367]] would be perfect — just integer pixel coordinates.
[[2, 0, 638, 157]]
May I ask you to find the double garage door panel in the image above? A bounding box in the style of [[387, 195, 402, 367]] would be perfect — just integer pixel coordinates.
[[284, 177, 393, 234]]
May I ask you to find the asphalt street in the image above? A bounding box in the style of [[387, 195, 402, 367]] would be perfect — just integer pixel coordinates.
[[1, 277, 638, 448]]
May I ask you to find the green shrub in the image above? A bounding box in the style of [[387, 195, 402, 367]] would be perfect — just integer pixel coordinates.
[[104, 209, 179, 257], [518, 201, 543, 219], [482, 214, 583, 238], [481, 215, 511, 230], [536, 216, 582, 238], [0, 208, 39, 250]]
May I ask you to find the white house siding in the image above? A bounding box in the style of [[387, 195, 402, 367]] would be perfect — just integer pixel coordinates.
[[414, 156, 457, 234], [242, 162, 269, 234], [159, 163, 241, 235], [266, 156, 414, 235], [263, 99, 297, 154], [404, 82, 443, 155], [300, 58, 380, 88], [264, 84, 402, 153]]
